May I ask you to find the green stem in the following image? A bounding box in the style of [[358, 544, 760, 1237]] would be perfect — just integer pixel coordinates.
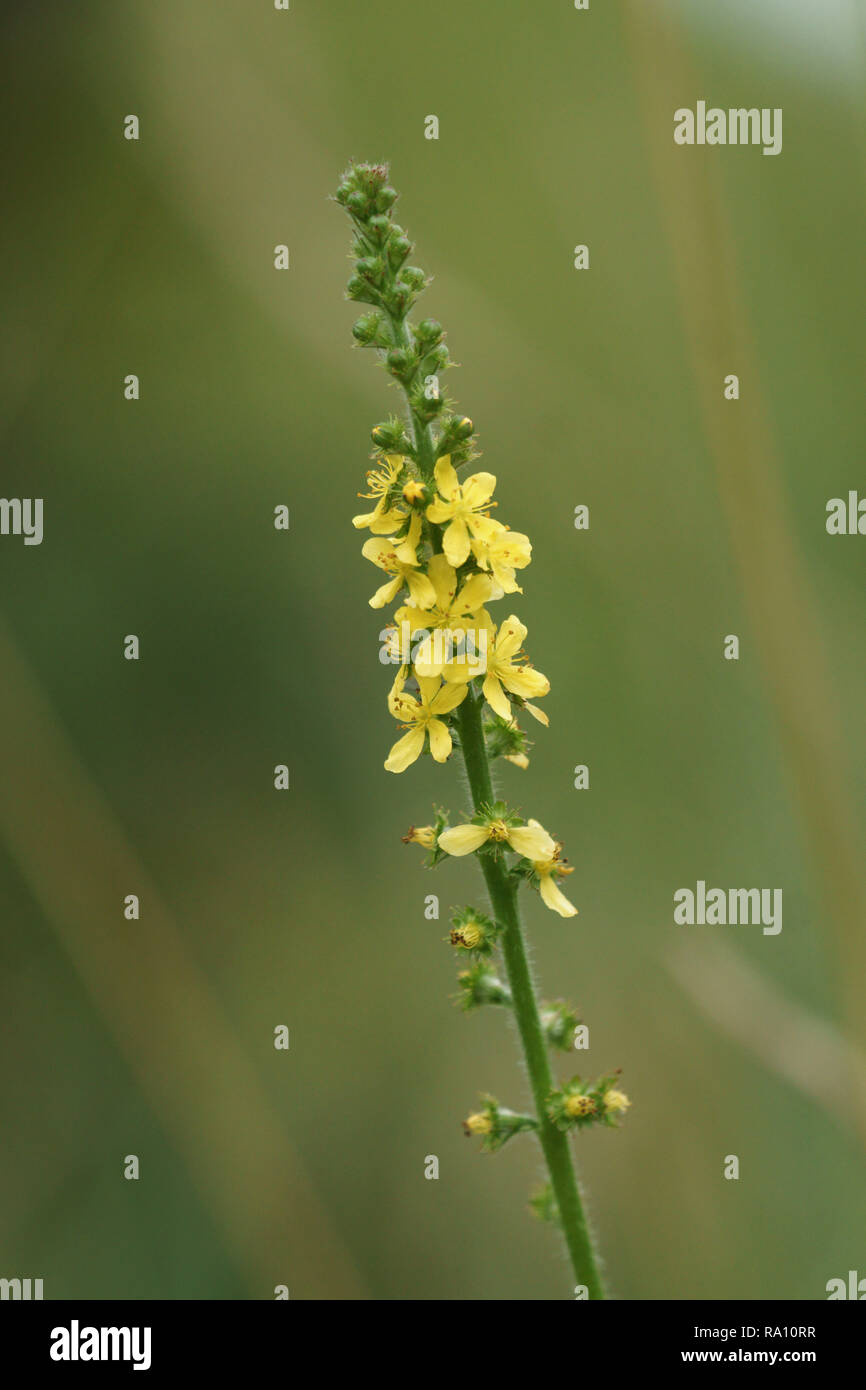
[[456, 686, 606, 1299]]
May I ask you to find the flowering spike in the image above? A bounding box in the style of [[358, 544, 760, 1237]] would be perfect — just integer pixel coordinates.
[[336, 162, 627, 1299]]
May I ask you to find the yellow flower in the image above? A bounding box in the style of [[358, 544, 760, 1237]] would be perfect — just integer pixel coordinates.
[[471, 526, 532, 594], [476, 616, 550, 721], [385, 670, 469, 773], [438, 816, 556, 860], [564, 1094, 596, 1119], [463, 1111, 492, 1136], [402, 479, 426, 504], [396, 553, 494, 679], [604, 1089, 631, 1115], [527, 820, 577, 917], [425, 455, 501, 567], [361, 514, 437, 609], [352, 454, 407, 533]]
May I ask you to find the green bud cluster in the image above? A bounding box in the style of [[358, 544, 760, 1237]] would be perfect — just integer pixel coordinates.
[[335, 161, 478, 475]]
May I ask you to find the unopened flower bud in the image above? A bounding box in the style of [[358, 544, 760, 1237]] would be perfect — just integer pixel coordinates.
[[385, 346, 415, 381], [385, 283, 414, 317], [371, 421, 406, 450], [352, 313, 384, 346], [356, 256, 385, 285], [424, 345, 449, 371], [463, 1111, 492, 1137], [347, 274, 379, 305], [387, 236, 412, 269], [367, 214, 391, 245], [415, 318, 443, 347], [401, 266, 427, 291], [345, 190, 368, 217]]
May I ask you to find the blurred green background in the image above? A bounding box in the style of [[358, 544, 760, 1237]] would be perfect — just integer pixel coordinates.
[[1, 0, 864, 1299]]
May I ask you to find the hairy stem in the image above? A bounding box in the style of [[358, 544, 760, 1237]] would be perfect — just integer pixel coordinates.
[[456, 686, 606, 1299]]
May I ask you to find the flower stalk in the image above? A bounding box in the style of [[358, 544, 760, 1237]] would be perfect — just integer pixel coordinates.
[[335, 161, 628, 1298]]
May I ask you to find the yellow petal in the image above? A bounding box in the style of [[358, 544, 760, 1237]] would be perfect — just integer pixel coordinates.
[[415, 674, 444, 708], [437, 824, 491, 856], [493, 528, 531, 563], [495, 615, 527, 661], [442, 517, 471, 568], [428, 619, 487, 680], [466, 513, 501, 544], [393, 512, 422, 562], [369, 506, 408, 534], [384, 725, 426, 773], [395, 605, 431, 637], [427, 718, 452, 763], [413, 634, 445, 680], [482, 672, 512, 721], [524, 701, 549, 727], [406, 570, 437, 609], [425, 498, 453, 524], [369, 575, 402, 609], [361, 536, 396, 571], [426, 552, 456, 610], [456, 571, 494, 614], [490, 559, 522, 593], [444, 647, 487, 682], [462, 471, 496, 507], [433, 454, 459, 499], [539, 873, 578, 918], [507, 823, 557, 861], [430, 681, 469, 715], [387, 666, 416, 718], [503, 666, 550, 700]]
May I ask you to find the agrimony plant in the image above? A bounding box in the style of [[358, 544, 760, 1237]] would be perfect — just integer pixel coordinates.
[[335, 161, 629, 1298]]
